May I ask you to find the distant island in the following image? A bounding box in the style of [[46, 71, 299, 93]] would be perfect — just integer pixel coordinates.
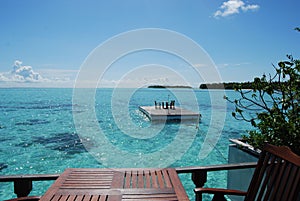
[[199, 82, 253, 89], [148, 81, 278, 90], [148, 85, 193, 89]]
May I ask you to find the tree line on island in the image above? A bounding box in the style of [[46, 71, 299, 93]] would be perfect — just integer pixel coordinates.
[[199, 81, 283, 90], [199, 82, 253, 89], [148, 85, 192, 89], [148, 81, 280, 90]]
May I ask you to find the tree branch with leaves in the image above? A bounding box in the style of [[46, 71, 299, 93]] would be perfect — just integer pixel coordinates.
[[225, 55, 300, 154]]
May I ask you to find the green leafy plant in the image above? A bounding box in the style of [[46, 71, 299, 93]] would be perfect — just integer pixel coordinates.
[[225, 55, 300, 155]]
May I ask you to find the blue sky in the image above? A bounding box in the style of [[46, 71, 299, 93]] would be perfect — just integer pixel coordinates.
[[0, 0, 299, 87]]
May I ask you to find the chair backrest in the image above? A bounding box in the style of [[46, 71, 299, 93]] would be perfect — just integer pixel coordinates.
[[245, 144, 300, 201]]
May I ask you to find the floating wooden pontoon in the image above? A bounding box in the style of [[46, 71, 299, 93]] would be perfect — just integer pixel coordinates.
[[139, 105, 201, 122]]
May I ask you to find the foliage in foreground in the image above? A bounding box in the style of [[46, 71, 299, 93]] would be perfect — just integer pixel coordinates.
[[225, 55, 300, 155]]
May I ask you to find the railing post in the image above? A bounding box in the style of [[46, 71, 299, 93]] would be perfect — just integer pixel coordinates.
[[192, 170, 207, 201], [14, 179, 32, 197], [191, 170, 207, 188]]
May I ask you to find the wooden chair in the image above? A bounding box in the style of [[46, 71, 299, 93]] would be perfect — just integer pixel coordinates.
[[4, 196, 40, 201], [194, 143, 300, 201]]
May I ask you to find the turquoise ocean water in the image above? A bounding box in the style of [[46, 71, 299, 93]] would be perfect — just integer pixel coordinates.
[[0, 88, 252, 200]]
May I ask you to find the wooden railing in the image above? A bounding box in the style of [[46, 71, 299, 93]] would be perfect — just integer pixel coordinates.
[[0, 162, 257, 199], [176, 162, 257, 188]]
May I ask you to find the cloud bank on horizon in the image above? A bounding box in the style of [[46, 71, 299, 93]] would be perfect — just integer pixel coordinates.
[[214, 0, 260, 18], [0, 60, 45, 82], [0, 60, 77, 87], [0, 60, 196, 88]]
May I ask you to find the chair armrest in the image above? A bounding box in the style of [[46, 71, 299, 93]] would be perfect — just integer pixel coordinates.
[[176, 162, 257, 174], [194, 187, 247, 196]]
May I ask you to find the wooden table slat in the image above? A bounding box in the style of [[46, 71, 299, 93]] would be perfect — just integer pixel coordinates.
[[151, 170, 159, 188], [67, 195, 77, 201], [82, 195, 92, 201], [62, 185, 112, 188], [124, 171, 131, 188], [98, 195, 107, 201], [138, 170, 144, 188], [64, 181, 112, 184], [40, 169, 72, 200], [90, 195, 100, 201], [122, 188, 178, 201], [156, 170, 165, 188], [108, 194, 122, 201], [111, 171, 125, 188], [131, 170, 137, 188], [145, 170, 151, 188], [39, 168, 189, 201], [162, 169, 172, 188], [74, 195, 84, 201], [59, 195, 70, 201], [51, 194, 63, 201], [167, 169, 189, 201]]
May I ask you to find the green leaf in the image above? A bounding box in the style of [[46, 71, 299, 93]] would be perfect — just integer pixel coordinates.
[[279, 61, 285, 68], [236, 108, 243, 114], [250, 119, 256, 127], [232, 112, 236, 118]]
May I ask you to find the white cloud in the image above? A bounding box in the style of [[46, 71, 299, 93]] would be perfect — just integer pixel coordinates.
[[39, 69, 78, 82], [0, 60, 77, 87], [192, 63, 207, 68], [2, 60, 45, 82], [98, 77, 174, 88], [241, 4, 260, 11], [214, 0, 259, 18], [218, 62, 251, 68], [96, 65, 195, 88]]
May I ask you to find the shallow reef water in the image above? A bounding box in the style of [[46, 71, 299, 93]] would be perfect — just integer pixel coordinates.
[[0, 88, 251, 200]]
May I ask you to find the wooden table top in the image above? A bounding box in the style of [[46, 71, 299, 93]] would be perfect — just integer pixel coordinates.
[[40, 168, 189, 201]]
